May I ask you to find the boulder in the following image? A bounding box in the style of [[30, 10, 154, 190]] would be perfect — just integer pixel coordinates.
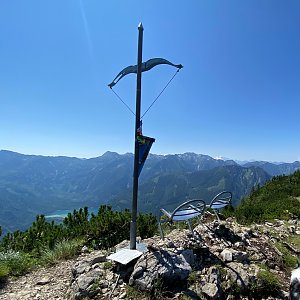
[[129, 249, 192, 291], [220, 249, 233, 262], [225, 262, 256, 292], [202, 282, 219, 299]]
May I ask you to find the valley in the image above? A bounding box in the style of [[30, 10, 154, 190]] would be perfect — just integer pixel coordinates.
[[0, 150, 299, 235]]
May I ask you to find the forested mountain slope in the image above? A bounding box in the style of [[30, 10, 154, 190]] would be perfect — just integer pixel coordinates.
[[110, 164, 270, 214], [235, 170, 300, 223], [0, 150, 289, 234]]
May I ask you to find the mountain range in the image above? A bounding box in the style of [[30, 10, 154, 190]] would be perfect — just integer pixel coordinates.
[[0, 150, 299, 235]]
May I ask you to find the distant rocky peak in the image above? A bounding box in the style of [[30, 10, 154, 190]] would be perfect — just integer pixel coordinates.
[[101, 151, 120, 158]]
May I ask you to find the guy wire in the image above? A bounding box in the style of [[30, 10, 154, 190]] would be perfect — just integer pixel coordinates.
[[110, 88, 135, 116], [141, 68, 180, 119]]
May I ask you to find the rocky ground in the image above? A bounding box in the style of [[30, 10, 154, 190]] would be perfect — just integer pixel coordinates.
[[0, 251, 101, 300], [0, 257, 74, 299], [0, 213, 299, 299]]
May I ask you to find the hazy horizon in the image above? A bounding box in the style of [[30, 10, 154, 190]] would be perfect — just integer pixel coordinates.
[[1, 148, 298, 164]]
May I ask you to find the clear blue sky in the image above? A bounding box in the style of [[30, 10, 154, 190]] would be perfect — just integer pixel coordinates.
[[1, 1, 299, 162]]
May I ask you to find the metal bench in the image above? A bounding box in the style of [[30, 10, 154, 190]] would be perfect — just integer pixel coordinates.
[[158, 199, 206, 240], [207, 191, 232, 221]]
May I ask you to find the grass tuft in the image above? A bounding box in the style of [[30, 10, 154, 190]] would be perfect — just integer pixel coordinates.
[[41, 239, 83, 265]]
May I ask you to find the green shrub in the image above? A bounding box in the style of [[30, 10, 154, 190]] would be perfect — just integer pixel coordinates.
[[222, 204, 235, 218], [255, 270, 281, 297], [103, 261, 112, 270], [137, 213, 158, 239], [0, 262, 9, 280], [125, 285, 146, 299], [288, 236, 300, 249], [150, 277, 170, 300], [125, 278, 168, 300], [283, 254, 298, 268], [0, 206, 158, 260], [187, 271, 197, 285], [274, 242, 299, 268], [0, 251, 33, 276], [235, 171, 300, 224]]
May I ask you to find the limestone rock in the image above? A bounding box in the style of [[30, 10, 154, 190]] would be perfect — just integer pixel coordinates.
[[36, 276, 51, 286], [225, 262, 255, 291], [220, 249, 233, 262], [202, 282, 219, 299], [129, 249, 192, 290]]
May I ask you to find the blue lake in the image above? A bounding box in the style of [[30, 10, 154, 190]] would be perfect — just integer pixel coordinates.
[[45, 207, 99, 219]]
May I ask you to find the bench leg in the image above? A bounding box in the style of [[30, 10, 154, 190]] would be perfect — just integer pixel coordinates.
[[158, 221, 165, 240], [213, 209, 220, 221], [187, 220, 194, 237]]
